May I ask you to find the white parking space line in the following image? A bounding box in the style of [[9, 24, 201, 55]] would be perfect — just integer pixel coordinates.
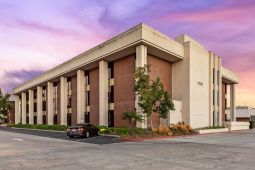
[[12, 138, 24, 141]]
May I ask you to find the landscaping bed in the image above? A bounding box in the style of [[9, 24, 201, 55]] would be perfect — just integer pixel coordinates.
[[8, 122, 197, 140], [98, 123, 197, 139]]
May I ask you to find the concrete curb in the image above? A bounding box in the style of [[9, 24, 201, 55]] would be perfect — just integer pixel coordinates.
[[100, 134, 120, 138], [197, 128, 229, 134]]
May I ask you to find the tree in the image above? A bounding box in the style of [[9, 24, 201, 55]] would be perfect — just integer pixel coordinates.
[[0, 88, 11, 123], [134, 65, 175, 128], [121, 111, 145, 126]]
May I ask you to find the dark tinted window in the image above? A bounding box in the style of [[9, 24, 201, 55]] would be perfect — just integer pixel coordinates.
[[86, 124, 92, 128]]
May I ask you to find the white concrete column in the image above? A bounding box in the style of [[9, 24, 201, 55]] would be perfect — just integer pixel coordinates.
[[136, 44, 147, 67], [135, 44, 147, 128], [99, 60, 109, 126], [14, 95, 21, 124], [218, 58, 223, 126], [230, 84, 236, 121], [77, 70, 85, 124], [213, 60, 218, 126], [60, 77, 68, 125], [47, 82, 54, 125], [37, 86, 43, 124], [209, 52, 214, 126], [28, 89, 34, 124], [21, 92, 26, 124]]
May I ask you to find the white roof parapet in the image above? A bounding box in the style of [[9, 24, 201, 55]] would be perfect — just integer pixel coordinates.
[[222, 66, 239, 83], [12, 23, 184, 94], [175, 34, 204, 48]]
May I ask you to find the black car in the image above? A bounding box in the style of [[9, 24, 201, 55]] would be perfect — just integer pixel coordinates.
[[67, 123, 100, 138]]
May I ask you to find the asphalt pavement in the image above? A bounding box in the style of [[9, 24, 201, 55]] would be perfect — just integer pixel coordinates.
[[0, 127, 121, 145], [1, 127, 255, 170]]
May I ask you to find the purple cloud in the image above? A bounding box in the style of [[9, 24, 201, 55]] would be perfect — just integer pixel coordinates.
[[0, 69, 44, 93]]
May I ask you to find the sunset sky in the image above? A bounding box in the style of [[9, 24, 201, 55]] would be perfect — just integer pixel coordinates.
[[0, 0, 254, 107]]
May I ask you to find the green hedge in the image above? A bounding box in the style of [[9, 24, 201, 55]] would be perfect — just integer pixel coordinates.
[[8, 124, 67, 131]]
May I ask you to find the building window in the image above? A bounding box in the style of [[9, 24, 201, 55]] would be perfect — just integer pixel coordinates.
[[108, 86, 114, 103], [67, 78, 72, 108], [84, 112, 90, 123], [85, 71, 90, 85], [85, 91, 90, 106], [108, 62, 114, 79], [67, 113, 72, 126], [26, 116, 29, 124], [26, 92, 29, 113], [34, 116, 37, 125], [34, 103, 37, 113], [34, 89, 37, 113], [43, 115, 46, 124], [108, 110, 114, 127], [53, 83, 58, 113], [54, 115, 58, 125], [42, 87, 47, 112], [43, 101, 46, 112]]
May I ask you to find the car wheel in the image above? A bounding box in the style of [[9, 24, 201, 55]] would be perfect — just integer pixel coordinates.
[[86, 132, 90, 138], [69, 136, 74, 138]]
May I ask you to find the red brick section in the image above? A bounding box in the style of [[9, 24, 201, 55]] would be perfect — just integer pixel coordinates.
[[114, 55, 136, 127], [71, 76, 77, 125], [89, 68, 99, 125], [147, 55, 172, 128], [222, 83, 226, 121], [57, 81, 61, 125]]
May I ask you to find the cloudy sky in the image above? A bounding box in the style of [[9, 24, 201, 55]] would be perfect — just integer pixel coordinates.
[[0, 0, 254, 107]]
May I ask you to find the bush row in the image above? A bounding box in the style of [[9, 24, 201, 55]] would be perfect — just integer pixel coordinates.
[[98, 122, 196, 137], [8, 124, 67, 131]]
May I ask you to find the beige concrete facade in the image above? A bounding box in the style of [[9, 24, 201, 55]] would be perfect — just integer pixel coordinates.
[[76, 70, 85, 124], [60, 76, 67, 125], [37, 86, 43, 124], [99, 60, 109, 126], [14, 95, 20, 124], [13, 23, 239, 128]]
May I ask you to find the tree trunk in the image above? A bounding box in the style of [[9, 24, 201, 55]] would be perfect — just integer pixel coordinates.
[[150, 118, 153, 129]]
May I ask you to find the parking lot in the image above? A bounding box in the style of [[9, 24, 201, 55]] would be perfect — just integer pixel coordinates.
[[0, 127, 121, 145], [0, 128, 255, 170]]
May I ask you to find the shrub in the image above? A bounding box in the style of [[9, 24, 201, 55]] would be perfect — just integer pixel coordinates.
[[128, 128, 151, 137], [8, 124, 67, 131], [121, 111, 145, 125], [170, 122, 194, 135], [99, 127, 150, 137], [152, 125, 172, 136], [97, 125, 108, 129]]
